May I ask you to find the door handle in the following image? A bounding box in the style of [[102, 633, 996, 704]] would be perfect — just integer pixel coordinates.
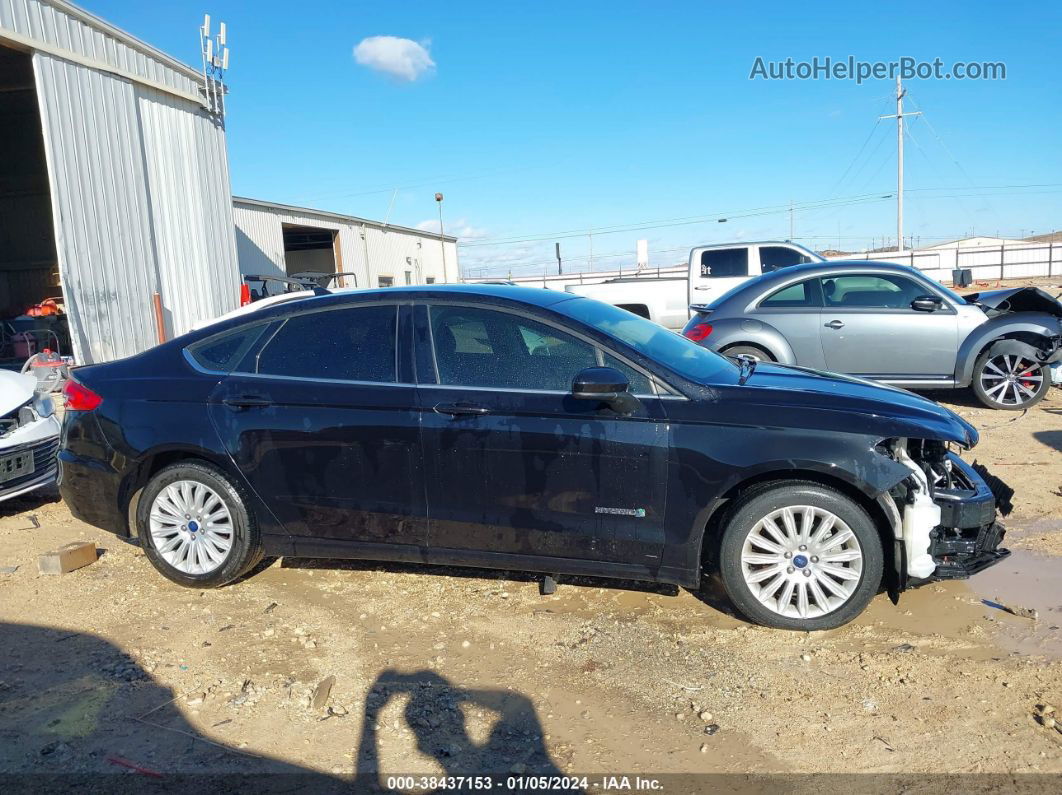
[[693, 285, 711, 291], [824, 320, 845, 330], [223, 396, 272, 409], [434, 403, 490, 417]]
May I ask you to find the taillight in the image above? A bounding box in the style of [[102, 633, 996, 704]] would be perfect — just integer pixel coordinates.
[[63, 380, 103, 411], [684, 322, 713, 342], [240, 284, 252, 306]]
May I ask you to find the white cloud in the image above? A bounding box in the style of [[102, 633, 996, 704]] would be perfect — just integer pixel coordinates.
[[416, 218, 488, 241], [353, 36, 435, 81]]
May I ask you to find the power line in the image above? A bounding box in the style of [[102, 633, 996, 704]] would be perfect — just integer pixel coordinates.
[[461, 192, 895, 248], [457, 182, 1062, 248], [826, 117, 883, 198]]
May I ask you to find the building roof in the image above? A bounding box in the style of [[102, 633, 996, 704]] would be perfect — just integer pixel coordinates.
[[1, 1, 208, 104], [1023, 231, 1062, 244], [923, 236, 1023, 249], [232, 196, 459, 242]]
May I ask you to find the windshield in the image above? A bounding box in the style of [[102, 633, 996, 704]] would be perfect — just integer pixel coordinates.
[[556, 298, 737, 384]]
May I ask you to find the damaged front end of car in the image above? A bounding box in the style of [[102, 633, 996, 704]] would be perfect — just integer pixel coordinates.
[[876, 437, 1012, 598]]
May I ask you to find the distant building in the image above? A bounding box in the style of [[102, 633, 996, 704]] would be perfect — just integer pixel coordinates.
[[1023, 231, 1062, 244], [233, 198, 459, 289], [1, 0, 240, 364], [924, 236, 1024, 250]]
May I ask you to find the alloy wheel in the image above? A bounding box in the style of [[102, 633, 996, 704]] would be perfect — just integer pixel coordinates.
[[740, 505, 863, 619], [148, 480, 234, 575], [978, 354, 1044, 407]]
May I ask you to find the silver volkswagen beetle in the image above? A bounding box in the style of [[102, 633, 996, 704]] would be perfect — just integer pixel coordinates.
[[681, 261, 1062, 410]]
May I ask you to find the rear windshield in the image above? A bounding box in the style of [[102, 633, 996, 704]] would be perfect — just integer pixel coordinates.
[[555, 298, 736, 384]]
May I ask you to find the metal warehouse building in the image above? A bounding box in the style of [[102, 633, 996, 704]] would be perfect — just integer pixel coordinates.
[[233, 198, 459, 290], [0, 0, 239, 365]]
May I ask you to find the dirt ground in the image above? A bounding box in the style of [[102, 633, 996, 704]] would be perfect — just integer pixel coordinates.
[[1, 370, 1061, 789]]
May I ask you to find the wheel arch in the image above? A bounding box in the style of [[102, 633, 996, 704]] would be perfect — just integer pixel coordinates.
[[955, 315, 1060, 387], [706, 319, 795, 364], [694, 469, 897, 583], [121, 446, 241, 538], [719, 342, 777, 362]]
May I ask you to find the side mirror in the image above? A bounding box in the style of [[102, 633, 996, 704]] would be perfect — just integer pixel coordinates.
[[572, 367, 640, 414], [911, 295, 943, 312], [572, 367, 629, 400]]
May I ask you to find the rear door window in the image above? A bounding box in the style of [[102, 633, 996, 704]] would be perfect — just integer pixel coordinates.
[[255, 304, 398, 382], [700, 248, 749, 278], [759, 246, 816, 273]]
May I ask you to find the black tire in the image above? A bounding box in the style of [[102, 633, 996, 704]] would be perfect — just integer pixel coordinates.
[[716, 481, 883, 631], [970, 348, 1049, 410], [136, 461, 263, 588], [722, 344, 775, 362]]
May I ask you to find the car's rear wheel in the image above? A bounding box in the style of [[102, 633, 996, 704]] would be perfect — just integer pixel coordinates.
[[137, 462, 263, 588], [971, 349, 1049, 410], [722, 344, 774, 362], [716, 482, 883, 630]]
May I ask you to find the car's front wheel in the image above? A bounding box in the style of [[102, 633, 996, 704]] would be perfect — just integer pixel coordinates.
[[716, 482, 883, 630], [136, 461, 263, 588], [971, 349, 1049, 410]]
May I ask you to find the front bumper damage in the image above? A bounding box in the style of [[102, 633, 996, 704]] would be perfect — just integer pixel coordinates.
[[927, 457, 1012, 579], [884, 439, 1012, 594]]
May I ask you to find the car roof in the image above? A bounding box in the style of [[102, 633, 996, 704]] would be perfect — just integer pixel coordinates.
[[199, 284, 581, 331], [705, 260, 938, 309], [325, 283, 577, 306], [738, 259, 927, 286]]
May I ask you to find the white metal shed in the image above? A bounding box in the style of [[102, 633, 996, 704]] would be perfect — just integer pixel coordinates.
[[0, 0, 240, 364], [233, 198, 460, 290]]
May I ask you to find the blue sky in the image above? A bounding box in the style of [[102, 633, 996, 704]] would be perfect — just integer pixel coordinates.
[[89, 1, 1062, 276]]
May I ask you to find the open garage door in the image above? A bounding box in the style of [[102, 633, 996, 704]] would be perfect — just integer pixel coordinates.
[[282, 223, 353, 288], [0, 45, 68, 365], [32, 51, 160, 364]]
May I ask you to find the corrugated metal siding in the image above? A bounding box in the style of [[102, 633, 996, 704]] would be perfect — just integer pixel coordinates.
[[233, 201, 460, 288], [138, 86, 239, 337], [232, 204, 298, 279], [1, 0, 202, 99], [33, 51, 158, 363], [32, 52, 240, 363]]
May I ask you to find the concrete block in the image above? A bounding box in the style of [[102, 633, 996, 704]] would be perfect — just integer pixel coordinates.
[[38, 541, 98, 575]]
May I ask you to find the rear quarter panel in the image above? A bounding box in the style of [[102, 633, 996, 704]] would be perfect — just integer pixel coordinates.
[[702, 317, 798, 364], [69, 348, 287, 539]]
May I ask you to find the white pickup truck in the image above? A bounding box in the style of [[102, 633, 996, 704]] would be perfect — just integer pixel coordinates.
[[565, 241, 824, 329]]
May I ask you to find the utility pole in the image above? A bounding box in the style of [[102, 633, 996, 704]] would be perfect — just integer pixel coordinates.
[[555, 242, 562, 275], [880, 77, 920, 252], [588, 232, 594, 271], [789, 200, 794, 241], [434, 193, 449, 281]]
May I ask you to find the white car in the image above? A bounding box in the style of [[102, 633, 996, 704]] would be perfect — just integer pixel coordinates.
[[565, 241, 824, 329], [0, 369, 61, 502]]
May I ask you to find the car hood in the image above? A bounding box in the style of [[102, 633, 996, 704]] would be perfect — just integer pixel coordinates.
[[965, 287, 1062, 317], [0, 369, 35, 415], [730, 362, 979, 447]]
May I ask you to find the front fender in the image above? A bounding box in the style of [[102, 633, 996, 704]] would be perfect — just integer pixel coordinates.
[[704, 318, 797, 364], [661, 423, 912, 580], [956, 313, 1062, 386]]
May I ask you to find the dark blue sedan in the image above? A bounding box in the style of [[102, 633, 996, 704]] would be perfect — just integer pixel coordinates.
[[59, 285, 1009, 630]]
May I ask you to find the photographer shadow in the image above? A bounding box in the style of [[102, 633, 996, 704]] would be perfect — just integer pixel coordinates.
[[355, 669, 577, 791]]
